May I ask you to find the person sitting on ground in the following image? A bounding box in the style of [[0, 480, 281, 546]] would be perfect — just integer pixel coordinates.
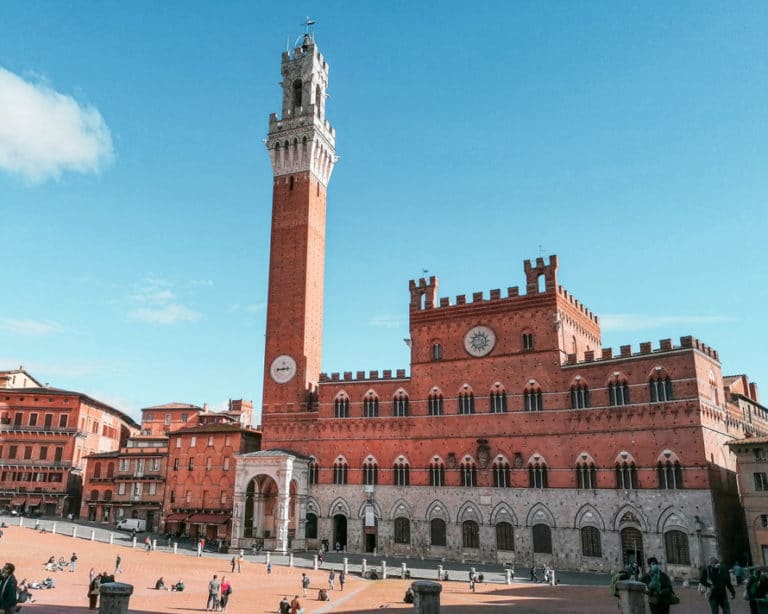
[[171, 579, 185, 592], [43, 576, 55, 589], [403, 587, 414, 603], [17, 579, 35, 603], [155, 577, 169, 590], [318, 588, 330, 601]]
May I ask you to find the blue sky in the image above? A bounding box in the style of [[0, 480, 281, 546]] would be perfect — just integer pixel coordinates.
[[1, 2, 766, 423]]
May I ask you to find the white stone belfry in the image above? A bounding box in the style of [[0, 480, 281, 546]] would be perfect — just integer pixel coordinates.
[[265, 33, 337, 185]]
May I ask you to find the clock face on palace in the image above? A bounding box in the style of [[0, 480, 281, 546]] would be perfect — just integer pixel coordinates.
[[269, 354, 297, 383], [464, 325, 496, 357]]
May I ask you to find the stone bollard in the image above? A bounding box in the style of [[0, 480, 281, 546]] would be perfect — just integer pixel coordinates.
[[98, 581, 134, 614], [18, 517, 23, 528], [173, 543, 178, 554], [266, 552, 271, 565], [152, 539, 156, 551], [362, 559, 367, 575], [72, 526, 77, 538], [382, 561, 387, 579], [343, 557, 348, 575], [616, 580, 647, 614], [52, 522, 56, 534], [412, 580, 441, 614], [132, 537, 137, 549], [91, 529, 96, 541], [550, 569, 556, 586], [288, 553, 294, 567], [506, 569, 512, 584], [109, 534, 114, 544], [437, 565, 443, 581], [401, 562, 407, 579], [313, 555, 319, 570]]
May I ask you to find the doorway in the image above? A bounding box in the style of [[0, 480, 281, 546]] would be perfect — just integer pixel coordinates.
[[621, 527, 644, 568], [333, 514, 347, 551]]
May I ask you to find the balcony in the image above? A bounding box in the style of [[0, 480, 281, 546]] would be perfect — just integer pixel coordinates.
[[0, 425, 79, 435], [0, 460, 72, 469]]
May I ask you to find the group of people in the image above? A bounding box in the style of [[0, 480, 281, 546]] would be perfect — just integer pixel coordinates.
[[278, 594, 303, 614], [42, 553, 75, 573], [87, 570, 116, 610], [205, 574, 232, 612], [154, 577, 184, 591]]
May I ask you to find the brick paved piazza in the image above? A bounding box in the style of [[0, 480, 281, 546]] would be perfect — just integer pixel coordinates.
[[0, 523, 751, 613]]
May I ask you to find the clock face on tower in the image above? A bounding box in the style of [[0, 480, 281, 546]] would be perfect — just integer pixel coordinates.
[[270, 354, 297, 383], [464, 325, 496, 357]]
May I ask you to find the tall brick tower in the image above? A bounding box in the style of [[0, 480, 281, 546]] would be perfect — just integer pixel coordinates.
[[262, 34, 336, 429]]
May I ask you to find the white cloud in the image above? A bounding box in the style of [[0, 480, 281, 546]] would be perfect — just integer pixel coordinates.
[[190, 279, 214, 287], [368, 314, 403, 329], [129, 304, 201, 325], [0, 66, 114, 182], [0, 318, 63, 336], [601, 314, 731, 332], [244, 302, 266, 313]]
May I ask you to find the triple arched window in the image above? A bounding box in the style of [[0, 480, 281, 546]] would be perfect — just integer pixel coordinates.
[[609, 376, 630, 406], [333, 459, 348, 485], [616, 456, 637, 490], [458, 390, 475, 415], [363, 393, 379, 418], [570, 381, 590, 409], [362, 459, 378, 486], [334, 395, 349, 418], [493, 460, 511, 487], [576, 460, 597, 489], [393, 392, 409, 417], [649, 372, 673, 402], [460, 461, 477, 487], [428, 391, 444, 416], [429, 461, 445, 487], [524, 384, 543, 412], [490, 389, 507, 413], [393, 459, 410, 486], [529, 459, 548, 488]]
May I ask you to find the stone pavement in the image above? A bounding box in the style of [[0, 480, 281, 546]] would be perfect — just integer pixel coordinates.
[[0, 519, 752, 613]]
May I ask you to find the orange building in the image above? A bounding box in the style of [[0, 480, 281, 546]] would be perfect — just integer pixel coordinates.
[[231, 35, 767, 578], [0, 368, 138, 516]]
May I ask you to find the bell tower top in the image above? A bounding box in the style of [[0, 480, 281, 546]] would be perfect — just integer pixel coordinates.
[[266, 32, 336, 185]]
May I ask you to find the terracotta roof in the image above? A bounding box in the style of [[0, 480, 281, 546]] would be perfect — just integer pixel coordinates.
[[164, 513, 188, 522], [728, 436, 768, 447], [187, 513, 231, 524], [168, 423, 259, 435], [238, 448, 309, 460], [142, 402, 203, 411]]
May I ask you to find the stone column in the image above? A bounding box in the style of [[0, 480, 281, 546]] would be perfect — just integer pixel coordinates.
[[616, 580, 647, 614], [231, 493, 246, 546], [275, 487, 291, 553], [412, 580, 441, 614], [98, 582, 134, 614]]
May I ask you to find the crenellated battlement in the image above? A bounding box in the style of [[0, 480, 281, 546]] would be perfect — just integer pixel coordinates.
[[319, 368, 409, 383], [557, 286, 599, 324], [564, 335, 720, 366]]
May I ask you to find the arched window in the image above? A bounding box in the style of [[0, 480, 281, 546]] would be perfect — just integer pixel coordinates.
[[431, 343, 443, 361], [461, 461, 477, 487], [462, 520, 479, 549], [292, 79, 302, 112], [649, 372, 673, 402], [493, 460, 510, 488], [532, 524, 552, 553], [609, 376, 630, 406], [429, 461, 445, 487], [616, 458, 637, 490], [393, 459, 410, 486], [104, 490, 113, 502], [657, 459, 683, 489], [490, 388, 507, 413], [570, 381, 590, 409], [363, 460, 378, 486], [334, 395, 349, 418], [581, 526, 602, 557], [524, 384, 543, 411], [305, 512, 318, 539], [363, 393, 379, 418], [393, 392, 409, 417], [314, 85, 322, 117], [522, 332, 534, 351], [93, 462, 102, 479], [333, 459, 348, 485], [458, 390, 475, 415], [428, 392, 444, 416], [664, 530, 690, 565], [576, 461, 597, 490], [496, 522, 515, 551], [90, 489, 98, 501], [529, 459, 548, 488], [106, 462, 114, 478], [308, 458, 319, 485], [709, 371, 719, 405], [394, 517, 410, 544], [430, 518, 446, 546]]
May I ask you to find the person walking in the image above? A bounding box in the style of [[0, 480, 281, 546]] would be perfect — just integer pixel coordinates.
[[87, 572, 101, 610], [328, 569, 335, 591], [114, 554, 122, 574], [267, 562, 273, 574], [231, 556, 237, 573], [339, 569, 345, 591], [236, 553, 243, 573], [700, 556, 736, 614], [69, 552, 78, 572], [746, 567, 768, 614], [0, 563, 18, 614], [206, 574, 221, 612], [220, 576, 231, 613], [290, 595, 302, 614], [640, 557, 675, 614], [144, 535, 151, 552], [733, 561, 745, 586], [301, 572, 310, 597]]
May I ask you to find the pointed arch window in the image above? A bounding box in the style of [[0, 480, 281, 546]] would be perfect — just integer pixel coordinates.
[[490, 389, 507, 413], [581, 526, 602, 557], [609, 377, 630, 406], [363, 460, 378, 486], [429, 461, 445, 487], [393, 392, 409, 417], [664, 530, 690, 565], [570, 381, 590, 409], [363, 393, 379, 418], [458, 390, 475, 415], [333, 460, 348, 485], [649, 372, 673, 402], [462, 520, 479, 548], [430, 518, 446, 546], [524, 385, 543, 412], [308, 458, 319, 485], [493, 460, 511, 488], [334, 395, 349, 418], [460, 461, 477, 487], [522, 332, 535, 351], [496, 522, 515, 551], [428, 392, 444, 416], [532, 524, 552, 553], [616, 460, 637, 490], [529, 461, 549, 488], [394, 517, 411, 544], [576, 462, 597, 490], [393, 459, 410, 486], [431, 343, 443, 361], [657, 459, 683, 490]]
